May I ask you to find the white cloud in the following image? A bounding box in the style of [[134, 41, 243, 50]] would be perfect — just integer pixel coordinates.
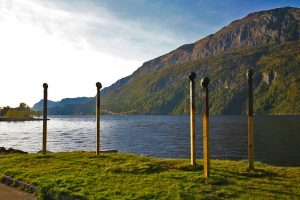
[[0, 0, 192, 107], [0, 0, 149, 107]]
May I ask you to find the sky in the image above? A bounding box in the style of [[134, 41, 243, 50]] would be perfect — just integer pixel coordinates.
[[0, 0, 299, 107]]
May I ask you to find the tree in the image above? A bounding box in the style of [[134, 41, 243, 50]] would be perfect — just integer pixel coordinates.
[[18, 103, 30, 111], [0, 106, 11, 116], [0, 103, 41, 118]]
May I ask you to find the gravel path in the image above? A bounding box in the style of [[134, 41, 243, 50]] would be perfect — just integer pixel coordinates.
[[0, 184, 36, 200]]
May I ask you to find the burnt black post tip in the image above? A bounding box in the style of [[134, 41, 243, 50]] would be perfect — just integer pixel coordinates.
[[201, 77, 210, 87], [96, 82, 102, 89], [246, 69, 254, 79], [43, 83, 48, 88], [189, 72, 196, 80]]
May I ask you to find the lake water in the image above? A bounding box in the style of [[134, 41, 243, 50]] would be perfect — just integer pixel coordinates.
[[0, 115, 299, 166]]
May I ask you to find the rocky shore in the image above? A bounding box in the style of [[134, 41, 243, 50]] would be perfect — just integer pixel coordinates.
[[0, 147, 28, 154]]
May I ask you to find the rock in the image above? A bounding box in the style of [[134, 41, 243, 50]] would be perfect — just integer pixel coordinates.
[[0, 147, 6, 153], [101, 150, 118, 153], [224, 80, 230, 89], [0, 147, 28, 154], [263, 70, 275, 85]]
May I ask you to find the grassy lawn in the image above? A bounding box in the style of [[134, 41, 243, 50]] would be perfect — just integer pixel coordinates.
[[0, 152, 299, 199]]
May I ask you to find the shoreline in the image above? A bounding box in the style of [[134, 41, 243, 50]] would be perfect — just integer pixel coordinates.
[[0, 118, 49, 122]]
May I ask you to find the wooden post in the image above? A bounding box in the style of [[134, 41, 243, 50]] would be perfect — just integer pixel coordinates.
[[246, 69, 254, 171], [189, 72, 196, 166], [42, 83, 48, 155], [201, 77, 210, 178], [96, 82, 102, 155]]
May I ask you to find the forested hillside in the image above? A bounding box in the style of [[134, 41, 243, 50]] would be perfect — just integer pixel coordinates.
[[101, 41, 300, 115]]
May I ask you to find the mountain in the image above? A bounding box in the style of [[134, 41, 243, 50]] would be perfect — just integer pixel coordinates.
[[101, 7, 300, 96], [35, 7, 300, 115], [101, 41, 300, 115], [32, 100, 59, 111], [32, 97, 93, 115], [99, 7, 300, 115]]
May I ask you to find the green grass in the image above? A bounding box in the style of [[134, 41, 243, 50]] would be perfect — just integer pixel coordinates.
[[0, 152, 299, 199]]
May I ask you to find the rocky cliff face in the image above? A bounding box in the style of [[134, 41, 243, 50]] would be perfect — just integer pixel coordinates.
[[101, 7, 300, 95], [192, 7, 300, 58]]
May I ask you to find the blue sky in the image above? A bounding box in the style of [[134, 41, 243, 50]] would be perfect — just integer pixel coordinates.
[[38, 0, 300, 61], [0, 0, 299, 107]]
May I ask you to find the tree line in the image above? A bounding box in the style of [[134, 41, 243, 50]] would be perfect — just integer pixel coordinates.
[[0, 103, 41, 119]]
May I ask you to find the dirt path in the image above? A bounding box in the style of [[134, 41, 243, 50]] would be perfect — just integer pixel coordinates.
[[0, 184, 36, 200]]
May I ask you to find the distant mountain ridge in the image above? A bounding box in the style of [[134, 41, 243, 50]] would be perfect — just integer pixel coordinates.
[[32, 97, 93, 115], [32, 100, 58, 111]]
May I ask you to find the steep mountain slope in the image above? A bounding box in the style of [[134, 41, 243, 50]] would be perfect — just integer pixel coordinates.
[[101, 40, 300, 114], [101, 7, 300, 96], [100, 7, 300, 115]]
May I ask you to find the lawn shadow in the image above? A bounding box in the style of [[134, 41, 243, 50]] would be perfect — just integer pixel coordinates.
[[211, 167, 298, 198], [211, 167, 280, 187], [107, 164, 166, 174], [133, 163, 166, 174], [35, 155, 54, 159], [213, 168, 279, 180], [209, 177, 233, 186], [240, 169, 279, 178], [239, 185, 300, 198], [109, 162, 204, 175], [87, 154, 129, 164], [176, 164, 203, 172]]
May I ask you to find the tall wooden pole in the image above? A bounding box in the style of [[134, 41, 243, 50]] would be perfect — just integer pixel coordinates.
[[42, 83, 48, 155], [247, 69, 254, 171], [201, 77, 210, 178], [189, 72, 196, 166], [96, 82, 102, 155]]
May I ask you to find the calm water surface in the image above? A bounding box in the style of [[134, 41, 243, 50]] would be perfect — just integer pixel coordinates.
[[0, 115, 299, 166]]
